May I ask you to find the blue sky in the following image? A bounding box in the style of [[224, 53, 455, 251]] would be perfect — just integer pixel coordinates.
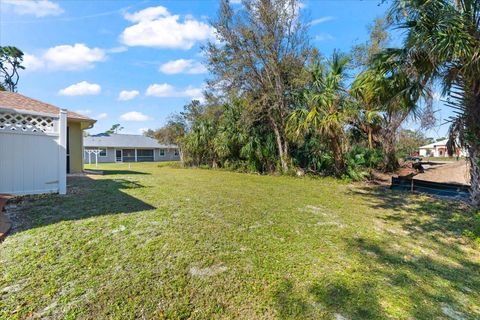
[[0, 0, 448, 136]]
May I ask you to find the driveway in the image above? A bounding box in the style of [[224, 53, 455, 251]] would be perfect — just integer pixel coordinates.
[[416, 160, 470, 185]]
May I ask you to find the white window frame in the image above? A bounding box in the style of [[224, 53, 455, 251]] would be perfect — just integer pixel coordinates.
[[174, 149, 179, 156], [99, 148, 107, 157], [159, 148, 165, 157]]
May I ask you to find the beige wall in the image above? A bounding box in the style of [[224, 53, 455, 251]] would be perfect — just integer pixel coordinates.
[[68, 121, 83, 173]]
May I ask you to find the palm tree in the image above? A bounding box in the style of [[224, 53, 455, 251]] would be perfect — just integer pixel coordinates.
[[288, 52, 352, 175], [351, 56, 426, 171], [351, 69, 385, 150], [388, 0, 480, 205]]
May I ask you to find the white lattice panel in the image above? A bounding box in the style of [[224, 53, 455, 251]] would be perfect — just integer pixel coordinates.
[[0, 112, 56, 133]]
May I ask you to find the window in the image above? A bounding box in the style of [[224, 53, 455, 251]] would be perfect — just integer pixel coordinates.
[[99, 148, 107, 157], [137, 149, 154, 162], [174, 149, 179, 156], [159, 149, 165, 157]]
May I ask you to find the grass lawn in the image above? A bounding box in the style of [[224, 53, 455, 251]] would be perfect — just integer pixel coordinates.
[[1, 163, 479, 319]]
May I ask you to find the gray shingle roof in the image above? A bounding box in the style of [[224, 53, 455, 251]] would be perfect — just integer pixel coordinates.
[[84, 134, 177, 149]]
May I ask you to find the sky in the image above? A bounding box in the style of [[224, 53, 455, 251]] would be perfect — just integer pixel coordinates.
[[0, 0, 449, 137]]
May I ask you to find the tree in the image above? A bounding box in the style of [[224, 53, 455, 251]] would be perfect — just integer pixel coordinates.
[[388, 0, 480, 205], [0, 46, 25, 92], [352, 17, 390, 68], [288, 52, 353, 175], [205, 0, 312, 172], [104, 124, 123, 135], [145, 114, 187, 162], [396, 129, 430, 157], [351, 69, 385, 150], [352, 48, 429, 171]]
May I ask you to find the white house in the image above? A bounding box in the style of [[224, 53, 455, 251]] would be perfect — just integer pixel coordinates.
[[418, 139, 466, 157], [83, 134, 180, 164]]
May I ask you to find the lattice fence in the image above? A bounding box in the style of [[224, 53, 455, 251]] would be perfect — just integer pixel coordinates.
[[0, 112, 57, 134]]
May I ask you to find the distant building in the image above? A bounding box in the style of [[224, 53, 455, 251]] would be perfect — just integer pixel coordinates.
[[418, 139, 466, 157], [84, 134, 180, 163]]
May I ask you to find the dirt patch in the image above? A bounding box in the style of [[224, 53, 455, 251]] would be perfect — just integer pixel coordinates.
[[415, 161, 470, 185], [189, 264, 228, 277]]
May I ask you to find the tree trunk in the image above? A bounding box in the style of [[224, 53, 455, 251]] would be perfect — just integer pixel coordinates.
[[368, 127, 373, 149], [383, 129, 399, 172], [466, 85, 480, 206], [467, 144, 480, 206], [268, 113, 289, 172], [331, 136, 345, 176]]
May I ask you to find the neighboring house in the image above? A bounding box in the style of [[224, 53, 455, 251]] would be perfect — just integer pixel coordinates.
[[0, 91, 96, 195], [418, 139, 466, 157], [83, 134, 180, 163]]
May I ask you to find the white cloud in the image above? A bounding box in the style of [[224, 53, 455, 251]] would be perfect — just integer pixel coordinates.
[[145, 83, 176, 97], [43, 44, 106, 70], [145, 83, 203, 99], [230, 0, 242, 3], [106, 46, 128, 53], [120, 6, 215, 49], [120, 111, 152, 122], [138, 127, 149, 134], [314, 33, 334, 41], [3, 0, 64, 17], [22, 53, 45, 71], [96, 112, 108, 119], [118, 90, 140, 101], [159, 59, 207, 74], [59, 81, 101, 96], [310, 16, 335, 26], [124, 6, 169, 22], [24, 44, 106, 72], [75, 109, 92, 115]]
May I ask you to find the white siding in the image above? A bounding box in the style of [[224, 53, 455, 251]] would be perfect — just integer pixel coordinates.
[[0, 111, 65, 195]]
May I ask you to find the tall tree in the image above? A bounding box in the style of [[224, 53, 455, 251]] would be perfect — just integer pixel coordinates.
[[205, 0, 312, 172], [351, 51, 428, 171], [388, 0, 480, 205], [145, 114, 187, 162], [104, 124, 124, 135], [352, 17, 390, 68], [0, 46, 25, 92], [288, 52, 353, 175]]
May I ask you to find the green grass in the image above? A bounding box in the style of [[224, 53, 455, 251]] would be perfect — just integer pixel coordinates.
[[1, 162, 479, 319]]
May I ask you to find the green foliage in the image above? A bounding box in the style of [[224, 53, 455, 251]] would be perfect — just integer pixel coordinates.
[[344, 146, 384, 181], [104, 124, 123, 135], [0, 46, 25, 92], [396, 129, 430, 157], [387, 0, 480, 205]]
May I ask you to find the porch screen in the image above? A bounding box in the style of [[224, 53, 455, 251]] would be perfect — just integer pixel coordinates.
[[123, 149, 135, 162], [137, 149, 154, 162]]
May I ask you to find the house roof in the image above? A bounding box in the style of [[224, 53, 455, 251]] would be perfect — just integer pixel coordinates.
[[0, 91, 95, 123], [419, 139, 449, 149], [84, 134, 178, 149]]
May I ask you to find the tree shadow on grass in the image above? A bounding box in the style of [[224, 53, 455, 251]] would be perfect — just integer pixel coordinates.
[[349, 187, 480, 240], [271, 188, 479, 319], [84, 169, 151, 175], [344, 236, 480, 319], [272, 235, 479, 319], [6, 176, 155, 233], [272, 276, 385, 319]]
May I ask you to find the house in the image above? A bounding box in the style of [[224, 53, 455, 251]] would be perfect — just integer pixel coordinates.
[[83, 134, 180, 163], [418, 139, 466, 157], [0, 91, 96, 195]]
